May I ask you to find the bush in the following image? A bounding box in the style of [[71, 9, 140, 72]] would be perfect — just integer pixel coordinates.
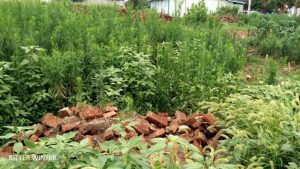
[[216, 6, 240, 16], [184, 0, 208, 24]]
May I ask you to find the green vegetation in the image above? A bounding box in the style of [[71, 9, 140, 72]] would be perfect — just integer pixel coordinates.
[[1, 0, 300, 168]]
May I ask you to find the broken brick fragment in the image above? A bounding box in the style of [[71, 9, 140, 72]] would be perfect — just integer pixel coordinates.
[[41, 113, 61, 128], [57, 107, 73, 118], [191, 121, 201, 129], [79, 106, 104, 120], [103, 131, 115, 140], [169, 120, 179, 134], [146, 112, 168, 127], [149, 123, 159, 132], [74, 132, 85, 141], [61, 121, 81, 132], [180, 133, 193, 142], [104, 104, 118, 113], [125, 131, 138, 140], [103, 111, 118, 118], [32, 123, 47, 136], [185, 114, 199, 127], [86, 135, 95, 147], [202, 113, 217, 126], [158, 112, 168, 117], [133, 117, 150, 134], [175, 111, 187, 124], [148, 128, 166, 139], [178, 125, 191, 134], [29, 134, 39, 142], [43, 128, 58, 137], [207, 139, 218, 149], [0, 146, 13, 158], [79, 118, 111, 134]]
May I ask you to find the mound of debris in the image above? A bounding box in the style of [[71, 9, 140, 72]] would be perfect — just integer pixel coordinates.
[[2, 103, 225, 156]]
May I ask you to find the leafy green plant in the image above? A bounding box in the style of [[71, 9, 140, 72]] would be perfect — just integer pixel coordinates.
[[184, 0, 208, 24], [199, 81, 300, 168], [265, 58, 278, 85]]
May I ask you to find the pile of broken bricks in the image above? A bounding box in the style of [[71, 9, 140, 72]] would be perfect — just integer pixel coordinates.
[[2, 103, 225, 156]]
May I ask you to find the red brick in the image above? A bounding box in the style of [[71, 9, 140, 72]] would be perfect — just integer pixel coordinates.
[[61, 121, 81, 132], [158, 112, 168, 117], [191, 121, 201, 129], [103, 111, 118, 118], [86, 135, 95, 147], [180, 133, 193, 142], [124, 131, 138, 140], [207, 139, 218, 149], [70, 107, 76, 114], [0, 146, 13, 158], [193, 129, 200, 138], [169, 120, 179, 134], [133, 117, 150, 134], [213, 131, 223, 141], [79, 106, 103, 120], [74, 132, 85, 141], [41, 113, 61, 128], [175, 111, 187, 124], [104, 131, 114, 140], [32, 123, 47, 136], [43, 128, 58, 137], [148, 128, 166, 139], [149, 123, 158, 132], [29, 134, 39, 142], [185, 114, 198, 127], [141, 135, 149, 143], [202, 113, 217, 126], [193, 139, 201, 148], [178, 125, 191, 134], [104, 104, 118, 113], [194, 130, 208, 145], [57, 107, 73, 118], [79, 118, 111, 134], [146, 112, 168, 127]]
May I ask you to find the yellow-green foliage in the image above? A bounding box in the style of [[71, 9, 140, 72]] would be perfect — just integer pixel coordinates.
[[200, 81, 300, 168]]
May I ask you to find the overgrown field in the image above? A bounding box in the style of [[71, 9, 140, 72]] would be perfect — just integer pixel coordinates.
[[0, 0, 300, 168]]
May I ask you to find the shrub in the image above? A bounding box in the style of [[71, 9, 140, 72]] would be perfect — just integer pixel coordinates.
[[184, 0, 208, 24]]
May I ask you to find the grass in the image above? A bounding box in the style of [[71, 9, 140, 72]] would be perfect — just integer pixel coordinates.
[[0, 0, 300, 168]]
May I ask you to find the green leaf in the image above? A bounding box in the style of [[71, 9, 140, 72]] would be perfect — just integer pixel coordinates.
[[80, 138, 89, 146], [63, 132, 77, 140], [13, 142, 23, 154], [0, 133, 15, 139], [24, 139, 36, 149]]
